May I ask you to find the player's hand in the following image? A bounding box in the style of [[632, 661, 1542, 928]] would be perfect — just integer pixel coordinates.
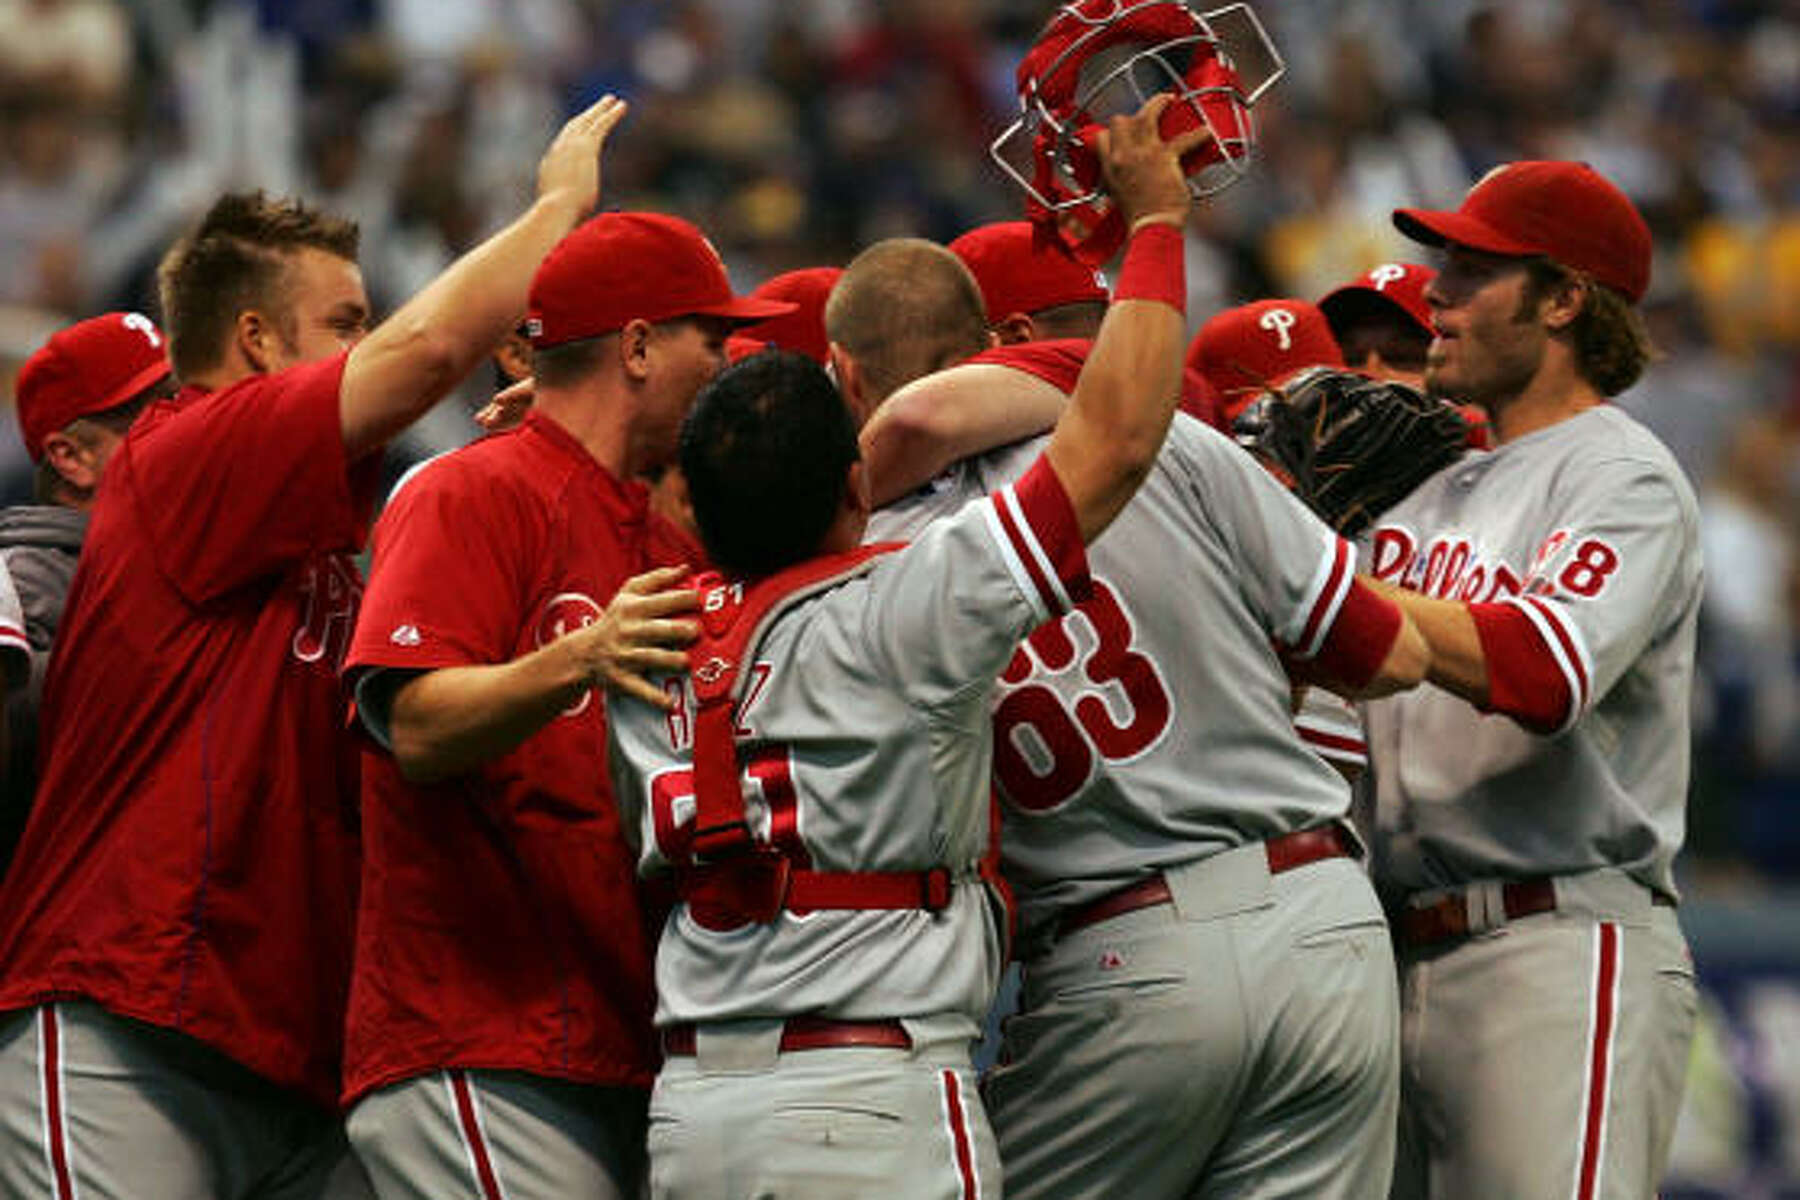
[[476, 376, 535, 432], [535, 94, 629, 218], [1094, 94, 1209, 233], [578, 566, 700, 709]]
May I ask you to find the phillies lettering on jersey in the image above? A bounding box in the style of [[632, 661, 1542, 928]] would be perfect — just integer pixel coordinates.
[[1361, 405, 1701, 901], [1369, 525, 1623, 604]]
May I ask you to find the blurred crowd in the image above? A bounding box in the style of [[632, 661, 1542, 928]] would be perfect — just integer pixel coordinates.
[[2, 0, 1798, 883]]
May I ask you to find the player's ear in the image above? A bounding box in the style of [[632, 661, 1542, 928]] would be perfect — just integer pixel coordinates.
[[844, 459, 871, 517], [1541, 274, 1587, 332], [828, 344, 866, 421], [235, 309, 275, 374], [995, 313, 1035, 346], [619, 318, 654, 382], [42, 431, 100, 497]]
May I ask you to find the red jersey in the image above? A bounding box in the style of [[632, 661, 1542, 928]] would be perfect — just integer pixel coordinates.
[[0, 354, 376, 1106], [969, 338, 1225, 429], [341, 411, 700, 1106]]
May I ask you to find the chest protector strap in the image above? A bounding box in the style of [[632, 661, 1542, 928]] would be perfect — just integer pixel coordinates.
[[680, 544, 956, 930]]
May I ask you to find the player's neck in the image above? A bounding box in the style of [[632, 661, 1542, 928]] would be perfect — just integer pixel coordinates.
[[1491, 358, 1603, 446], [532, 388, 631, 478]]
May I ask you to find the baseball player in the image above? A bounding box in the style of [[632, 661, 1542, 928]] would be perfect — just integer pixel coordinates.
[[1179, 299, 1372, 780], [1186, 296, 1346, 425], [604, 96, 1203, 1200], [864, 323, 1427, 1200], [1319, 261, 1492, 448], [824, 238, 993, 430], [949, 220, 1109, 344], [0, 96, 632, 1199], [0, 312, 172, 873], [340, 210, 790, 1200], [1364, 161, 1699, 1199], [1318, 262, 1436, 390], [724, 266, 843, 364]]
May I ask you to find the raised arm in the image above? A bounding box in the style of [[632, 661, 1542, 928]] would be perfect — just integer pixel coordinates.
[[1047, 96, 1203, 542], [337, 97, 627, 459]]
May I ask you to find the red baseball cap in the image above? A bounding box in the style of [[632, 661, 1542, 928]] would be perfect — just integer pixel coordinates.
[[15, 312, 171, 462], [949, 221, 1109, 324], [1186, 299, 1345, 423], [1318, 262, 1436, 339], [527, 212, 796, 348], [1393, 161, 1652, 303], [723, 266, 843, 365]]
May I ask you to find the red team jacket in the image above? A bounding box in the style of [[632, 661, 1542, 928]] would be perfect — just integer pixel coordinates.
[[0, 355, 375, 1106], [342, 412, 700, 1106]]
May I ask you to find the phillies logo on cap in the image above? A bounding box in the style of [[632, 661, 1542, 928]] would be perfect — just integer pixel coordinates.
[[1368, 263, 1409, 291], [1258, 307, 1297, 351]]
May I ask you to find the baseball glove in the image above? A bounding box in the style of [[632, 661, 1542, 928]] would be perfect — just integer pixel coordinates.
[[1233, 366, 1470, 538]]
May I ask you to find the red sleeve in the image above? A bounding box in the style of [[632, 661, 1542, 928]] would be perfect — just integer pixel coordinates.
[[1307, 578, 1403, 691], [997, 455, 1092, 616], [1469, 600, 1576, 733], [344, 457, 538, 681], [124, 353, 372, 605], [968, 339, 1092, 394]]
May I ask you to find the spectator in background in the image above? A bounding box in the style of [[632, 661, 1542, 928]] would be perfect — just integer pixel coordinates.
[[0, 311, 171, 877]]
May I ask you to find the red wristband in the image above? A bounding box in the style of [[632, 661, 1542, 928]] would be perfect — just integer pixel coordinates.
[[1112, 222, 1186, 315]]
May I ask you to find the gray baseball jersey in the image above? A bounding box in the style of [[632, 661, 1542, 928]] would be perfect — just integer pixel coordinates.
[[1361, 404, 1701, 899], [608, 458, 1090, 1031], [873, 414, 1379, 946]]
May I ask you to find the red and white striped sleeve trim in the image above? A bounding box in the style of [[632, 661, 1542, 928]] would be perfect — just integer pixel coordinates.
[[1293, 712, 1368, 767], [982, 456, 1091, 624], [0, 622, 26, 655], [1511, 595, 1593, 734], [1286, 532, 1356, 658]]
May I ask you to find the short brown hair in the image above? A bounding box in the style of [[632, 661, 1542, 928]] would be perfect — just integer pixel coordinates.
[[1520, 259, 1655, 397], [825, 239, 989, 404], [156, 192, 359, 382]]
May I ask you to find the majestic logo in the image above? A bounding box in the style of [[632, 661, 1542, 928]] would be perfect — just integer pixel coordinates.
[[1258, 306, 1296, 351], [535, 591, 604, 717], [694, 656, 730, 686], [389, 623, 422, 647], [1369, 263, 1408, 291]]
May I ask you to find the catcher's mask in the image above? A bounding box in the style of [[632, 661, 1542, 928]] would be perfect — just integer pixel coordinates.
[[991, 0, 1283, 265]]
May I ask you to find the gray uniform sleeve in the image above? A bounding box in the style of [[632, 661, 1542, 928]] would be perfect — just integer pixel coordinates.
[[1173, 424, 1355, 656], [1496, 456, 1699, 732], [862, 457, 1090, 710]]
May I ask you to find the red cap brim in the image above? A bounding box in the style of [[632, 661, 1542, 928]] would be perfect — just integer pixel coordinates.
[[693, 297, 800, 326], [1393, 208, 1540, 258]]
